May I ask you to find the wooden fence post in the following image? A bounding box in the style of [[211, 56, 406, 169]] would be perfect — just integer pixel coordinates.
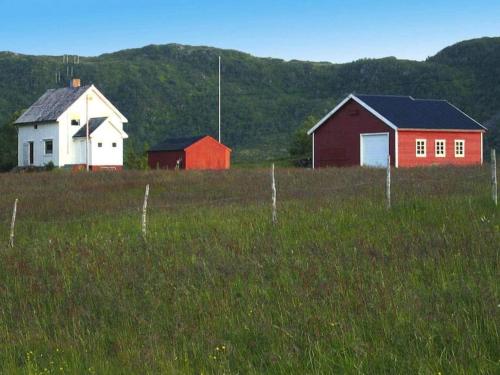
[[492, 149, 497, 206], [271, 164, 277, 224], [386, 155, 391, 209], [9, 198, 18, 248], [142, 184, 150, 238]]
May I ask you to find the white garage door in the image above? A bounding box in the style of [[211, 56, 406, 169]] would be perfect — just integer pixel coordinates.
[[361, 133, 389, 167]]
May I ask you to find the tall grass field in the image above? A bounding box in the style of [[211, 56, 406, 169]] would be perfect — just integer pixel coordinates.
[[0, 166, 498, 374]]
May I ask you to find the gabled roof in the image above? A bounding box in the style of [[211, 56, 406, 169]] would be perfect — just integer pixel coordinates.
[[73, 117, 108, 138], [308, 94, 486, 135], [149, 135, 206, 152], [15, 85, 92, 124]]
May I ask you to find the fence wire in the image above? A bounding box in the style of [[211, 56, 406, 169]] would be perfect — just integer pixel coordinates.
[[0, 169, 494, 236]]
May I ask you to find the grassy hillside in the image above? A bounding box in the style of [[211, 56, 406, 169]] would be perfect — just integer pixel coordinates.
[[0, 37, 500, 165], [0, 167, 498, 373]]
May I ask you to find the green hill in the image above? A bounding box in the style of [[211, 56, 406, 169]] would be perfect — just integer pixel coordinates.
[[0, 37, 499, 167]]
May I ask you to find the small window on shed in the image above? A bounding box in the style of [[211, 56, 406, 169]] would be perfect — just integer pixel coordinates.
[[98, 142, 103, 148], [455, 140, 465, 157], [416, 139, 426, 157], [435, 140, 446, 157], [112, 142, 117, 148]]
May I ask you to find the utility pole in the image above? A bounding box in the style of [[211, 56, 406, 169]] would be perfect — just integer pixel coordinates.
[[218, 56, 221, 143], [86, 95, 92, 171]]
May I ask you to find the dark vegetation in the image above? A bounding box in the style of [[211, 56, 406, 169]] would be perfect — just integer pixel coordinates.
[[0, 166, 498, 373], [0, 37, 500, 170]]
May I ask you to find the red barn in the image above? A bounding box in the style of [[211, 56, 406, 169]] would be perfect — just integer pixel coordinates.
[[308, 94, 486, 168], [147, 135, 231, 170]]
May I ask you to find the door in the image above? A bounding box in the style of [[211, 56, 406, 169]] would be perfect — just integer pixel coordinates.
[[361, 133, 389, 167], [28, 141, 34, 165]]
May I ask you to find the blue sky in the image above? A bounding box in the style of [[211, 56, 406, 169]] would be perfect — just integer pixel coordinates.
[[0, 0, 499, 63]]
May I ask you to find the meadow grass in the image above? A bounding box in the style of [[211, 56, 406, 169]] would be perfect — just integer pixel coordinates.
[[0, 166, 498, 374]]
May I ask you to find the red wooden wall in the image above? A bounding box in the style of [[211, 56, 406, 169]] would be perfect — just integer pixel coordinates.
[[398, 130, 483, 167], [147, 150, 185, 170], [147, 136, 231, 170], [314, 99, 395, 168], [185, 137, 231, 170]]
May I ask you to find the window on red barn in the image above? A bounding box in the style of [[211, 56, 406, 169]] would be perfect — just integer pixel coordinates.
[[416, 139, 426, 157], [435, 140, 446, 157]]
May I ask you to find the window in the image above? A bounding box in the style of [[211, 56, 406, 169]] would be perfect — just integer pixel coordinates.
[[71, 119, 80, 126], [112, 142, 117, 148], [416, 139, 426, 157], [44, 139, 53, 155], [435, 140, 446, 157], [34, 124, 38, 129], [455, 140, 465, 157], [98, 142, 103, 148]]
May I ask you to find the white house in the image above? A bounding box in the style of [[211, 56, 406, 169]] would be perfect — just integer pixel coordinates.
[[15, 79, 128, 171]]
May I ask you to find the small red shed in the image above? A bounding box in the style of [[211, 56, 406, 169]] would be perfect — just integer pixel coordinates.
[[148, 135, 231, 170], [308, 94, 486, 168]]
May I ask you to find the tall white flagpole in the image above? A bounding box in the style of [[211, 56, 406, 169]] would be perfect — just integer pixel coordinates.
[[218, 56, 221, 143]]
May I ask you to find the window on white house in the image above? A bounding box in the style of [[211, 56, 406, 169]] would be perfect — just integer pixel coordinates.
[[71, 119, 80, 126], [435, 140, 446, 157], [34, 124, 38, 129], [44, 140, 53, 155], [416, 139, 426, 157], [455, 140, 465, 157], [98, 142, 103, 148], [112, 142, 117, 148]]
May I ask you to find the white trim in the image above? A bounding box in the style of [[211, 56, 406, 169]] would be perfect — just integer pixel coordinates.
[[307, 94, 398, 135], [416, 139, 427, 157], [312, 132, 315, 169], [359, 132, 390, 167], [435, 139, 446, 158], [454, 139, 465, 158], [307, 95, 352, 135], [395, 131, 399, 168], [397, 128, 485, 133], [57, 85, 128, 124], [90, 85, 128, 123], [89, 119, 129, 139], [445, 101, 488, 131]]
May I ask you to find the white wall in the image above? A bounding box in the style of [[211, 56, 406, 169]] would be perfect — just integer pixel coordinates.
[[57, 86, 127, 166], [17, 123, 59, 167], [89, 121, 124, 166]]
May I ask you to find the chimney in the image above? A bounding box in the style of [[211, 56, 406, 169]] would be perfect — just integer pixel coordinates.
[[70, 78, 81, 88]]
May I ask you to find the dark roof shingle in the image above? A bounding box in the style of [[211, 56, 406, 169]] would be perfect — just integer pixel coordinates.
[[149, 135, 206, 152], [15, 85, 91, 124], [355, 94, 485, 131], [73, 117, 108, 138]]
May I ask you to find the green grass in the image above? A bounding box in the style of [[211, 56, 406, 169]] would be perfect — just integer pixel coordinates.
[[0, 166, 498, 374]]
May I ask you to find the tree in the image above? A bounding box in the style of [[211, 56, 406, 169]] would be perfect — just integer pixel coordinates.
[[0, 111, 21, 172], [124, 141, 149, 170], [289, 115, 317, 166]]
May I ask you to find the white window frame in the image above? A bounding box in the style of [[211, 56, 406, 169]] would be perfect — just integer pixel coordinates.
[[44, 139, 53, 155], [455, 140, 465, 158], [416, 139, 426, 157], [435, 139, 446, 158]]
